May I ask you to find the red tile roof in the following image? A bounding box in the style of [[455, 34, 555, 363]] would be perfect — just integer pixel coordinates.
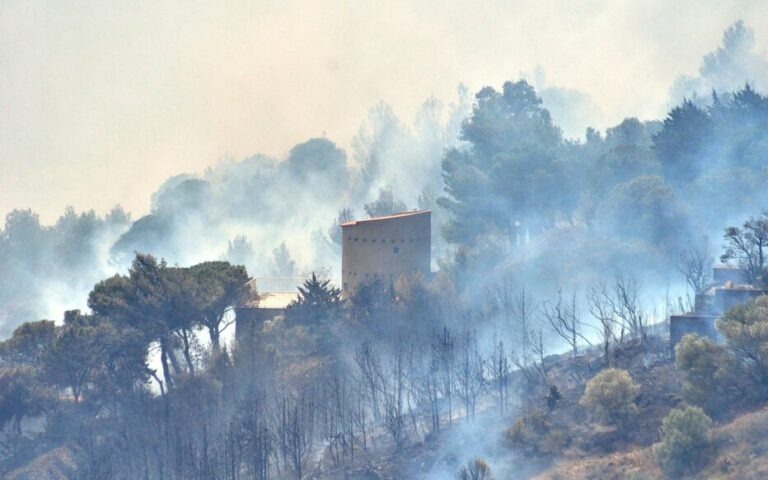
[[340, 209, 430, 228]]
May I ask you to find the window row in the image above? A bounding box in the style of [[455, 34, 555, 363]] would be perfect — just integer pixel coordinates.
[[345, 272, 396, 278], [347, 236, 427, 244]]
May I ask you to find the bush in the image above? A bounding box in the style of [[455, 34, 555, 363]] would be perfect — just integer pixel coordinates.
[[456, 458, 494, 480], [674, 334, 732, 412], [717, 295, 768, 400], [507, 418, 528, 444], [654, 406, 713, 477], [579, 368, 639, 429]]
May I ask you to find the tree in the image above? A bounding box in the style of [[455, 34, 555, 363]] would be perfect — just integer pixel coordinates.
[[654, 406, 713, 477], [653, 100, 713, 185], [0, 320, 57, 367], [42, 310, 110, 403], [285, 272, 342, 327], [89, 254, 187, 390], [0, 366, 50, 434], [674, 240, 713, 297], [721, 213, 768, 284], [269, 242, 297, 277], [716, 295, 768, 399], [348, 277, 395, 327], [587, 281, 620, 363], [223, 235, 256, 269], [187, 261, 251, 351], [594, 175, 689, 249], [434, 327, 456, 425], [364, 187, 408, 218], [439, 80, 565, 245], [328, 208, 354, 247], [579, 368, 639, 429], [456, 330, 484, 421], [543, 289, 589, 357], [282, 138, 349, 196]]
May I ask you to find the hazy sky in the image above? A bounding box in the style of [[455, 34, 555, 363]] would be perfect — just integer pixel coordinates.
[[2, 0, 767, 222]]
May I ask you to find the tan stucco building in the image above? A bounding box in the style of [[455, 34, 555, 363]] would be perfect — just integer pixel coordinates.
[[341, 210, 431, 295]]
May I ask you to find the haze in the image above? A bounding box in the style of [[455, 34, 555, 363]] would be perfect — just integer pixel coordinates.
[[1, 0, 766, 221]]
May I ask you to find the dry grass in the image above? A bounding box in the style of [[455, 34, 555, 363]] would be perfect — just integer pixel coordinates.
[[534, 405, 768, 480], [5, 446, 78, 480]]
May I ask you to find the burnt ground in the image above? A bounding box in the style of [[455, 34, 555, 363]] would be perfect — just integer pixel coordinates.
[[307, 336, 687, 479]]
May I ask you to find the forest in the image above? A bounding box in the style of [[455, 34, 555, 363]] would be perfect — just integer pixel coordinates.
[[2, 20, 768, 480]]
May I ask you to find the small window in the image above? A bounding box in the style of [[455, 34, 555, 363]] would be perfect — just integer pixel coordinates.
[[363, 238, 367, 242], [401, 239, 405, 243], [348, 236, 351, 240], [391, 239, 396, 243], [344, 282, 348, 289], [409, 238, 414, 243], [354, 237, 359, 241], [372, 239, 376, 243], [393, 246, 400, 254]]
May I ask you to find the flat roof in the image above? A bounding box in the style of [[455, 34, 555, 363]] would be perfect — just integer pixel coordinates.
[[242, 291, 298, 309], [340, 209, 430, 228]]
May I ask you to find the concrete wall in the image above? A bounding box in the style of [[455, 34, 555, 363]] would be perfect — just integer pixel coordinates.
[[670, 314, 721, 351], [713, 266, 749, 285], [234, 307, 283, 355], [714, 288, 763, 315], [341, 210, 431, 295]]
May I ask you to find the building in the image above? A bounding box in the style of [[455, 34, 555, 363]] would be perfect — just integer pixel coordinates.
[[234, 279, 299, 357], [669, 265, 764, 350], [235, 210, 432, 352], [341, 210, 431, 295]]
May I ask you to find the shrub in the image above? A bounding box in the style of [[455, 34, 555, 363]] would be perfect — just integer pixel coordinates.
[[579, 368, 639, 429], [506, 409, 548, 445], [674, 334, 732, 412], [654, 406, 713, 477], [456, 458, 494, 480], [717, 295, 768, 400], [507, 418, 528, 444]]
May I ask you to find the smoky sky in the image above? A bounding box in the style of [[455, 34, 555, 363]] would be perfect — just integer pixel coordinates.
[[2, 0, 767, 221]]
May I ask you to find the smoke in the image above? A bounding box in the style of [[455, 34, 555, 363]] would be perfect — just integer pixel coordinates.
[[526, 67, 606, 140], [670, 21, 768, 107], [0, 207, 130, 336], [0, 85, 472, 332]]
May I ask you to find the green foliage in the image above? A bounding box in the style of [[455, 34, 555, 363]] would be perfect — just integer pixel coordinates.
[[507, 408, 551, 449], [186, 261, 251, 349], [717, 295, 768, 399], [0, 320, 57, 367], [579, 368, 639, 429], [654, 406, 713, 477], [283, 137, 349, 195], [349, 276, 395, 325], [594, 175, 689, 249], [0, 366, 51, 433], [675, 334, 732, 412], [439, 80, 567, 245], [364, 187, 408, 218], [42, 310, 148, 404], [653, 100, 713, 184], [285, 272, 342, 327], [456, 458, 494, 480]]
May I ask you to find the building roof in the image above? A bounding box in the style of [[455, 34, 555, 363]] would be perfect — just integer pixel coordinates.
[[241, 291, 298, 309], [340, 209, 430, 228]]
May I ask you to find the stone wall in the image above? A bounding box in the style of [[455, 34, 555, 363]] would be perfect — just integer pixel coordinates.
[[341, 210, 431, 295]]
